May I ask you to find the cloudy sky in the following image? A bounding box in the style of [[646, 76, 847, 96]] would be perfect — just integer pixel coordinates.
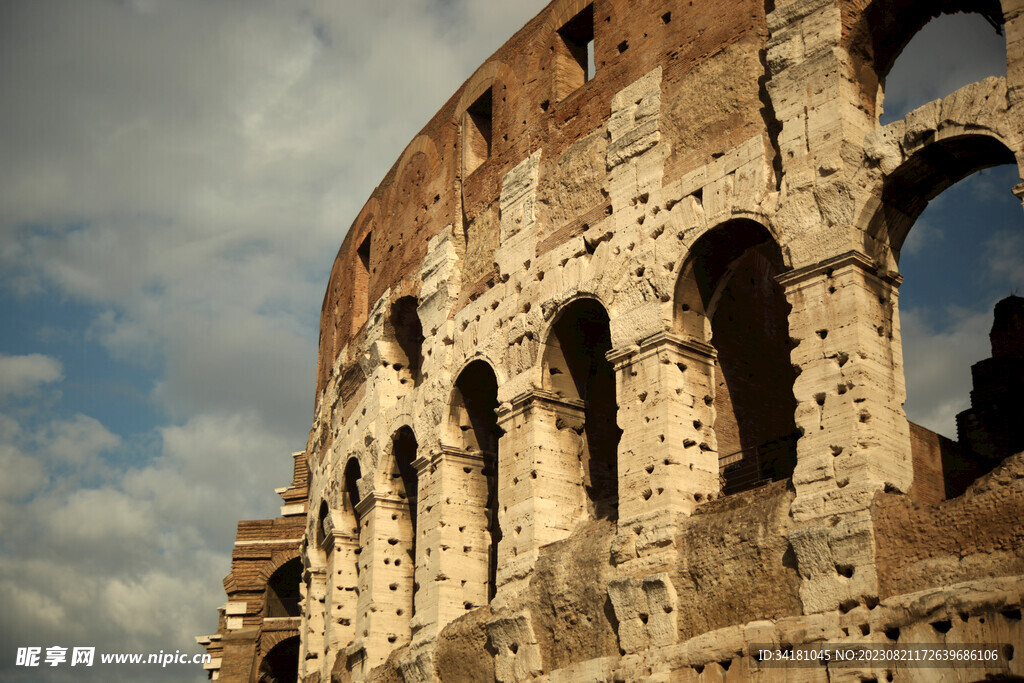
[[0, 3, 1019, 681]]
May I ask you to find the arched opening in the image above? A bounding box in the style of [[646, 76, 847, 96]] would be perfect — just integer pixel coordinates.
[[879, 11, 1006, 124], [675, 219, 799, 495], [871, 135, 1022, 501], [543, 298, 620, 519], [259, 635, 299, 683], [389, 427, 418, 615], [844, 0, 1005, 120], [344, 458, 362, 539], [870, 136, 1017, 266], [451, 360, 502, 599], [265, 558, 302, 618], [389, 296, 424, 385]]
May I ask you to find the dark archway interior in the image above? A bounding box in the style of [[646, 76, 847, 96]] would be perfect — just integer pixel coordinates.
[[550, 299, 620, 519], [391, 427, 418, 611], [712, 243, 799, 494], [344, 458, 362, 521], [343, 457, 362, 579], [390, 296, 424, 383], [679, 220, 799, 495], [316, 500, 329, 549], [265, 558, 302, 618], [453, 360, 502, 599], [454, 360, 501, 454], [260, 635, 299, 683]]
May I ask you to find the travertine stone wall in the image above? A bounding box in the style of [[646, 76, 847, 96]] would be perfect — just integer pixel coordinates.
[[203, 0, 1024, 680]]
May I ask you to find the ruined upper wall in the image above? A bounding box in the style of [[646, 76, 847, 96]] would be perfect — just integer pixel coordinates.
[[315, 0, 771, 401]]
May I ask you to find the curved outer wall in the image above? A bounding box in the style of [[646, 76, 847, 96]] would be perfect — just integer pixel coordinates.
[[207, 0, 1024, 680]]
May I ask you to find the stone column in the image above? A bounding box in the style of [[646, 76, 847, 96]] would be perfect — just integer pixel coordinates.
[[323, 532, 360, 664], [352, 493, 416, 670], [300, 566, 327, 678], [607, 332, 719, 567], [410, 446, 493, 642], [494, 390, 588, 597], [779, 251, 912, 520], [778, 251, 911, 615]]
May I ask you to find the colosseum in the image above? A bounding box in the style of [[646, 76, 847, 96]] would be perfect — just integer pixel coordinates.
[[197, 0, 1024, 680]]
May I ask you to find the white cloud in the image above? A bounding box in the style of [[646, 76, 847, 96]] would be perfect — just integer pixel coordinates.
[[882, 13, 1006, 123], [0, 1, 550, 680], [900, 306, 992, 437], [43, 414, 121, 467], [0, 442, 47, 501], [986, 230, 1024, 287], [0, 353, 62, 399]]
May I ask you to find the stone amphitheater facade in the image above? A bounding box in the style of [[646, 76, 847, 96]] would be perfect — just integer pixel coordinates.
[[199, 0, 1024, 680]]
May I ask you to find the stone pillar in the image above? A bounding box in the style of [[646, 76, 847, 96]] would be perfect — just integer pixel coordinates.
[[352, 493, 416, 670], [779, 251, 912, 520], [410, 446, 493, 642], [607, 332, 719, 567], [779, 251, 912, 614], [494, 390, 588, 597], [300, 566, 327, 678], [323, 532, 359, 663]]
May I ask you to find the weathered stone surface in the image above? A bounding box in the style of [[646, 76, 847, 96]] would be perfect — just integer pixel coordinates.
[[202, 0, 1024, 680]]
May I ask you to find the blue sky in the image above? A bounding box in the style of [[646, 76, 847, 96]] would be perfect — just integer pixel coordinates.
[[0, 3, 1020, 682]]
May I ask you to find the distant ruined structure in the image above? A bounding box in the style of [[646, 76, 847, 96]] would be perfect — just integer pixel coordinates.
[[199, 0, 1024, 680]]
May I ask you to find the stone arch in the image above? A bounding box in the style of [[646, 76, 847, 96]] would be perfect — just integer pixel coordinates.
[[857, 129, 1022, 502], [375, 416, 414, 493], [258, 635, 300, 683], [264, 556, 303, 618], [342, 456, 363, 525], [448, 359, 502, 453], [383, 426, 419, 619], [541, 296, 621, 518], [385, 296, 424, 387], [674, 218, 799, 495], [863, 132, 1019, 269], [842, 0, 1007, 117], [257, 549, 302, 585], [449, 359, 502, 600], [393, 134, 441, 185], [387, 426, 419, 521], [543, 0, 594, 32], [455, 60, 518, 175]]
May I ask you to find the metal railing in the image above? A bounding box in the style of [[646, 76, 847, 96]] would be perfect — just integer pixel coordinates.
[[719, 431, 800, 495]]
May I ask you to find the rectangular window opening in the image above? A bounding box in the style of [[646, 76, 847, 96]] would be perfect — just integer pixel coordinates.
[[463, 88, 493, 176], [353, 232, 372, 332], [555, 4, 594, 102]]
